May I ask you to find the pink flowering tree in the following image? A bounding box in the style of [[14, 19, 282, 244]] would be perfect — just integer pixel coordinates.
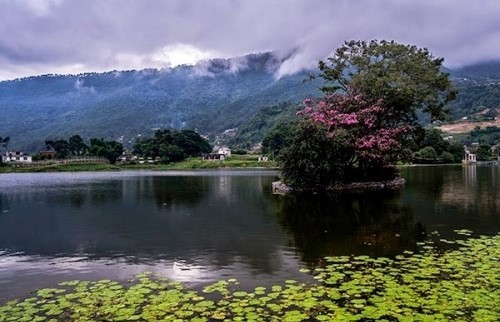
[[278, 40, 456, 188], [299, 87, 412, 172]]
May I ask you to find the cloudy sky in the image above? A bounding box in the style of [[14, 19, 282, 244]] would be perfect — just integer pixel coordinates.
[[1, 0, 500, 80]]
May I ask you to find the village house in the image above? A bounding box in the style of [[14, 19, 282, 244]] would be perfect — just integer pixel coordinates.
[[217, 147, 231, 157], [203, 147, 232, 161], [2, 151, 33, 163]]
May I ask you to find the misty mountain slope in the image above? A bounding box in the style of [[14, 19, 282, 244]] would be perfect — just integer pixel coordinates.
[[452, 61, 500, 81], [0, 53, 321, 151], [1, 54, 500, 152]]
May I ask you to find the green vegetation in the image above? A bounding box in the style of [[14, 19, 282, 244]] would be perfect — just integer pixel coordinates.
[[317, 40, 456, 122], [450, 84, 500, 119], [227, 102, 302, 149], [262, 121, 298, 157], [133, 129, 211, 163], [162, 157, 277, 170], [1, 233, 498, 321], [87, 138, 124, 164], [0, 157, 277, 173], [42, 135, 124, 163], [0, 163, 121, 173], [278, 40, 456, 189], [469, 126, 500, 146], [412, 128, 464, 163], [0, 53, 322, 152]]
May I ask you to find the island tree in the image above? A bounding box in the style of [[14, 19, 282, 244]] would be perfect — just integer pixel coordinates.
[[280, 40, 457, 189]]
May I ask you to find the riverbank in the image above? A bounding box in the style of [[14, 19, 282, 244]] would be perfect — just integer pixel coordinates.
[[0, 158, 278, 173]]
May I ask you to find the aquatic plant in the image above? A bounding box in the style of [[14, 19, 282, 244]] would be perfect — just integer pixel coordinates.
[[0, 233, 498, 321]]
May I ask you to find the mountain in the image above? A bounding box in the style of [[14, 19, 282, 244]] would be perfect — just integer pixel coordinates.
[[451, 60, 500, 82], [0, 52, 322, 151], [446, 61, 500, 119], [2, 55, 500, 152]]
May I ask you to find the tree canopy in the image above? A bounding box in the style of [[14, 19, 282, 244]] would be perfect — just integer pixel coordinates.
[[280, 40, 457, 189], [317, 40, 456, 123], [88, 138, 124, 164], [133, 129, 211, 163]]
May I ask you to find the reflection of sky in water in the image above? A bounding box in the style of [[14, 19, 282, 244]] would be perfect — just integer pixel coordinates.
[[0, 167, 499, 301]]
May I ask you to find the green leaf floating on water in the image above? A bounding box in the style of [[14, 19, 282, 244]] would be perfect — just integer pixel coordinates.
[[1, 232, 499, 321]]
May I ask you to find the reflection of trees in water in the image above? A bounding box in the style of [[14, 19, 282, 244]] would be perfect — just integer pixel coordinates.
[[402, 166, 500, 229], [150, 176, 208, 208], [39, 183, 122, 208], [0, 194, 8, 212], [403, 166, 446, 200], [0, 175, 290, 275], [271, 191, 425, 264]]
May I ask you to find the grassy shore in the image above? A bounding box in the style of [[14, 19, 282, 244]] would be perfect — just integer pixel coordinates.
[[0, 157, 278, 173]]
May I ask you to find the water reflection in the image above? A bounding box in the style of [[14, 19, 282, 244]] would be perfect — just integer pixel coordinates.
[[402, 165, 500, 239], [0, 173, 286, 272], [271, 191, 424, 264], [0, 167, 499, 302]]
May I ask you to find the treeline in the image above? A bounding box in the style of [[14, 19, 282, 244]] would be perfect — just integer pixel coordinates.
[[262, 123, 499, 166], [40, 129, 211, 164], [413, 129, 464, 163], [42, 135, 124, 164], [133, 129, 211, 163]]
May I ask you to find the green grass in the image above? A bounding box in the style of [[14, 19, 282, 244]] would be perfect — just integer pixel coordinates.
[[0, 163, 120, 173], [164, 158, 278, 169], [0, 158, 278, 173], [0, 232, 498, 321]]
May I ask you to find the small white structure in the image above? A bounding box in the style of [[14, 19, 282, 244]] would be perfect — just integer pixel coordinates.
[[463, 146, 477, 164], [258, 156, 269, 162], [2, 151, 32, 163], [217, 147, 231, 157]]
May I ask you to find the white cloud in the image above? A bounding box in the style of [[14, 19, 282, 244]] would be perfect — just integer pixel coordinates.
[[18, 0, 63, 16], [152, 44, 220, 68], [1, 0, 500, 79]]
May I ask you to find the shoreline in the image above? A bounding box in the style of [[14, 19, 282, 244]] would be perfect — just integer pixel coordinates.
[[2, 160, 496, 174], [272, 178, 406, 194], [0, 160, 279, 174]]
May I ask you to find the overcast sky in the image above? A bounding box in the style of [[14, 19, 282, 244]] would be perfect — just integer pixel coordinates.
[[1, 0, 500, 80]]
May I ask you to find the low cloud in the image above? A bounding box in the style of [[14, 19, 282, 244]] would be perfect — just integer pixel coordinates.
[[0, 0, 499, 80], [74, 78, 95, 94]]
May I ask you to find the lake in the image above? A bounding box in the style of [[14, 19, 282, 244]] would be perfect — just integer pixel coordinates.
[[0, 166, 499, 302]]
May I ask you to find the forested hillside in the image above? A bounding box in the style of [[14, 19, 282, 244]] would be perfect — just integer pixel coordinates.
[[1, 54, 500, 151], [0, 53, 321, 151]]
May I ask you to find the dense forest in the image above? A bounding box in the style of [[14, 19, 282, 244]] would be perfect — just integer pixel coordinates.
[[1, 54, 499, 152]]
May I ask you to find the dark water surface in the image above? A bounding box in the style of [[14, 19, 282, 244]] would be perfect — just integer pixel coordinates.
[[0, 166, 498, 302]]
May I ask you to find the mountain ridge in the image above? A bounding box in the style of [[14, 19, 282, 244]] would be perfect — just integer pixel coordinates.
[[1, 53, 500, 152]]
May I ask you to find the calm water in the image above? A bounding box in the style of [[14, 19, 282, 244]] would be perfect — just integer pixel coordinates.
[[0, 166, 499, 302]]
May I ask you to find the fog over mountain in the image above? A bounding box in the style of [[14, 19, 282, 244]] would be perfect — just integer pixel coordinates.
[[1, 51, 500, 152], [0, 52, 322, 151], [1, 0, 500, 80]]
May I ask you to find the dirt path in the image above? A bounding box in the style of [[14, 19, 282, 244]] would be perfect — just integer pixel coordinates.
[[437, 119, 500, 134]]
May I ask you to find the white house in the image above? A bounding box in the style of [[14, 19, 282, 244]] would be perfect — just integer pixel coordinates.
[[217, 147, 231, 157], [2, 151, 32, 163]]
